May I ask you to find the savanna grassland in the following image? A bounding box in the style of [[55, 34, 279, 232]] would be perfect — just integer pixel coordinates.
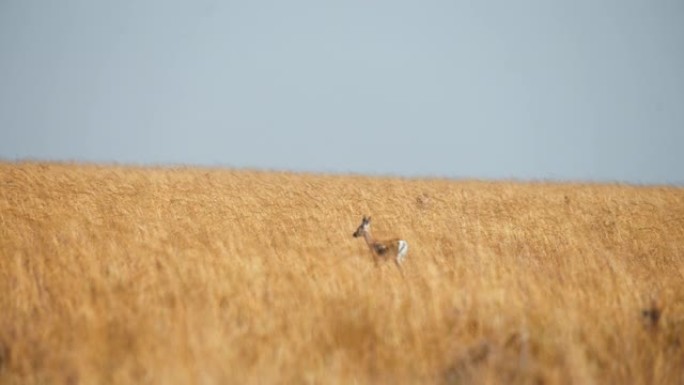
[[1, 162, 684, 385]]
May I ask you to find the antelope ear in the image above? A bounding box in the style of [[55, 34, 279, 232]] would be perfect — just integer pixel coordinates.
[[367, 216, 371, 223]]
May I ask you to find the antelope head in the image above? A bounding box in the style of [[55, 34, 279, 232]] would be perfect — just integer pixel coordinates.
[[353, 216, 371, 238]]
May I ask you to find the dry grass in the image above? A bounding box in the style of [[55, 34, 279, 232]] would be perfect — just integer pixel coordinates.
[[1, 162, 684, 385]]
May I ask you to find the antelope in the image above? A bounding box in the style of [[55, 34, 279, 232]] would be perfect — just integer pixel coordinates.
[[352, 216, 408, 271]]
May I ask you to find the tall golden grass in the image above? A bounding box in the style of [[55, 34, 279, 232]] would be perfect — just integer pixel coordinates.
[[1, 162, 683, 384]]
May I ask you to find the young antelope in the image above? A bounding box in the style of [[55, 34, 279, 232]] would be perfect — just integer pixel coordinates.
[[352, 216, 408, 271]]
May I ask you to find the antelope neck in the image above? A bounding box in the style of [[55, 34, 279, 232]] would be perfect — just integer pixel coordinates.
[[362, 231, 375, 248]]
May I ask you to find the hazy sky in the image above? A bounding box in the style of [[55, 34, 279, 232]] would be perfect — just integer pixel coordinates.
[[1, 1, 683, 184]]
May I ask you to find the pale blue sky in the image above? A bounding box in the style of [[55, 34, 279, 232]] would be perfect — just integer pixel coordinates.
[[1, 1, 683, 184]]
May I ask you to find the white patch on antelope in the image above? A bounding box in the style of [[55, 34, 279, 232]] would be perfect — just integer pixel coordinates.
[[352, 216, 408, 273]]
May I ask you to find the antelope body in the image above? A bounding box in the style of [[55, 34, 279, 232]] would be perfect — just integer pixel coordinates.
[[353, 216, 408, 270]]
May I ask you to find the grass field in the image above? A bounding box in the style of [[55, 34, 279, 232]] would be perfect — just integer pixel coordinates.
[[1, 162, 683, 384]]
